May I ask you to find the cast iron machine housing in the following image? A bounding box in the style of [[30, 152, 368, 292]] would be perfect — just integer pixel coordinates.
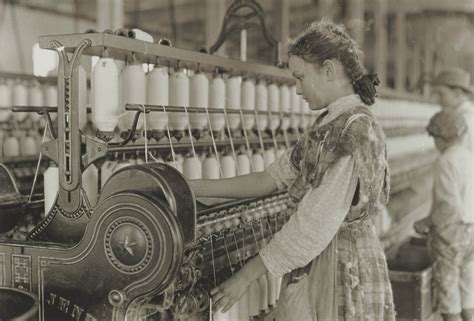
[[0, 13, 296, 318]]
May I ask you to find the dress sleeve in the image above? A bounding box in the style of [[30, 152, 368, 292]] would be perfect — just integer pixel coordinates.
[[260, 155, 358, 276], [265, 148, 300, 191]]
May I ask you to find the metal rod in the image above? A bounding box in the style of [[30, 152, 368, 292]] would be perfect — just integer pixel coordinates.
[[11, 106, 92, 113], [125, 103, 298, 117], [107, 137, 298, 153], [38, 32, 294, 83]]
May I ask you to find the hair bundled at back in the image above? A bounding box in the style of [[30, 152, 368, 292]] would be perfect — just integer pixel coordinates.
[[288, 20, 379, 105]]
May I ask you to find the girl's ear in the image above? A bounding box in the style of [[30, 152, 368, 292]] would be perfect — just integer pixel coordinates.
[[322, 59, 336, 81]]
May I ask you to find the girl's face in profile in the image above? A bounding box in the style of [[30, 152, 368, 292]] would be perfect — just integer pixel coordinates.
[[288, 55, 330, 111]]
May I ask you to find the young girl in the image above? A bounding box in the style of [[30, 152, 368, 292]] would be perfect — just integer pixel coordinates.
[[189, 20, 395, 320], [414, 110, 474, 321]]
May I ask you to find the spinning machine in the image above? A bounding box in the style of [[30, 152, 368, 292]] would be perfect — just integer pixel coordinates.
[[0, 2, 308, 320], [0, 2, 440, 320]]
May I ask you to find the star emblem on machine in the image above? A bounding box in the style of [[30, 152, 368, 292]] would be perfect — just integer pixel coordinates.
[[119, 235, 136, 256]]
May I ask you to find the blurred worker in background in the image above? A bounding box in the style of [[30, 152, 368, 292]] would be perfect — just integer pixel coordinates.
[[431, 68, 474, 152], [414, 110, 474, 321], [190, 19, 395, 320]]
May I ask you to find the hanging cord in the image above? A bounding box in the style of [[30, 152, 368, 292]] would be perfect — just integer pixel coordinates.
[[280, 110, 290, 149], [223, 233, 234, 276], [250, 223, 261, 253], [254, 109, 267, 165], [162, 105, 178, 168], [268, 110, 278, 151], [183, 104, 197, 158], [232, 229, 243, 267], [222, 106, 239, 174], [141, 104, 148, 163], [148, 151, 160, 163], [238, 109, 254, 172], [204, 106, 223, 178], [209, 235, 218, 319], [28, 121, 50, 203], [10, 3, 26, 73], [210, 236, 218, 287]]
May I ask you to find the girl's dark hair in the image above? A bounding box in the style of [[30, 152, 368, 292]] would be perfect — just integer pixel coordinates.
[[288, 20, 380, 105]]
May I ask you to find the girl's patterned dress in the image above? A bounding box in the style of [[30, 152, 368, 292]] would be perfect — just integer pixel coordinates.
[[261, 95, 396, 320]]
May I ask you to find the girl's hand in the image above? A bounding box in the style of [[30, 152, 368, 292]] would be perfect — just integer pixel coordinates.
[[414, 217, 431, 235], [210, 255, 269, 313], [210, 270, 251, 313]]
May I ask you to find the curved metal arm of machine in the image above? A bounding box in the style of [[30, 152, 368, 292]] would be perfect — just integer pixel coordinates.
[[0, 163, 196, 321], [209, 0, 280, 64]]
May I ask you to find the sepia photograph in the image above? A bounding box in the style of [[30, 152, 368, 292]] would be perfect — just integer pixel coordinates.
[[0, 0, 473, 320]]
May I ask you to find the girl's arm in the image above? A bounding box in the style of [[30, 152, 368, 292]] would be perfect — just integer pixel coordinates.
[[188, 171, 279, 199]]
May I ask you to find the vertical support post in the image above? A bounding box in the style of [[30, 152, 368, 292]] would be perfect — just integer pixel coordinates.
[[318, 0, 335, 20], [112, 0, 125, 30], [206, 0, 227, 56], [408, 41, 422, 92], [374, 0, 388, 86], [274, 0, 289, 64], [395, 10, 407, 91], [422, 15, 435, 97], [345, 0, 365, 46], [97, 0, 124, 31]]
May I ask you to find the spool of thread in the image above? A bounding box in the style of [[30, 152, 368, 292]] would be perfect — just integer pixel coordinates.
[[209, 74, 226, 133], [255, 80, 268, 131], [280, 84, 291, 131], [82, 164, 98, 207], [0, 81, 12, 122], [44, 84, 58, 122], [169, 68, 190, 132], [241, 78, 256, 130], [264, 148, 276, 167], [251, 152, 265, 172], [220, 153, 236, 178], [101, 159, 117, 187], [131, 28, 154, 42], [267, 272, 277, 307], [78, 65, 88, 130], [28, 82, 44, 123], [21, 131, 38, 156], [44, 162, 59, 216], [182, 155, 202, 179], [236, 152, 251, 175], [189, 71, 209, 132], [225, 76, 241, 131], [2, 134, 20, 157], [275, 276, 283, 301], [290, 85, 300, 131], [248, 280, 260, 318], [121, 60, 146, 132], [202, 154, 220, 179], [238, 290, 250, 321], [146, 65, 169, 134], [268, 83, 280, 131], [93, 57, 119, 137], [12, 81, 28, 122], [257, 274, 269, 312]]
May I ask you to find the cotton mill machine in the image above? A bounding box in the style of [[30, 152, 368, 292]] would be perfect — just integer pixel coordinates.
[[0, 1, 303, 320], [0, 0, 441, 320]]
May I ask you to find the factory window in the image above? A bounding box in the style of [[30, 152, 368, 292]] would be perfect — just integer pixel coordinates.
[[32, 43, 57, 77]]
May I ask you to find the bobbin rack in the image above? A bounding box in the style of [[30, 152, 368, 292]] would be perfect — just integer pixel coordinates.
[[0, 22, 309, 320]]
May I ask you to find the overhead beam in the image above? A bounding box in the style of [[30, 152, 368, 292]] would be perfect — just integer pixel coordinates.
[[366, 0, 474, 14]]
